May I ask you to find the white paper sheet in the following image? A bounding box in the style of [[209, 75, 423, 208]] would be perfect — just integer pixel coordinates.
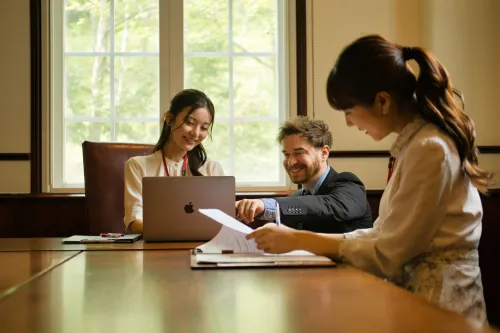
[[196, 226, 262, 254], [198, 209, 253, 234], [197, 209, 315, 255]]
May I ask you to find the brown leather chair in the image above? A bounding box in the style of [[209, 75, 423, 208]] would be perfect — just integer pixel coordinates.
[[478, 192, 500, 328], [82, 141, 153, 234]]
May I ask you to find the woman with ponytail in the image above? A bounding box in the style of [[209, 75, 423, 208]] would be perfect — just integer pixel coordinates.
[[124, 89, 224, 233], [247, 35, 491, 322]]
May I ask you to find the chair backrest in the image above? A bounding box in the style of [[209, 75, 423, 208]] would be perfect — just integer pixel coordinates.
[[478, 192, 500, 328], [82, 141, 154, 234]]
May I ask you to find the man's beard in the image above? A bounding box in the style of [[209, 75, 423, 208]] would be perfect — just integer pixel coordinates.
[[287, 159, 321, 185]]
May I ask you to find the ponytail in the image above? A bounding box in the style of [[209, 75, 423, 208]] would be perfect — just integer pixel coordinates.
[[326, 34, 492, 192], [406, 47, 492, 193]]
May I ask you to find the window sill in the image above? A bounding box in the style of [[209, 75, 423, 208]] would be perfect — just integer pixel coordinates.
[[0, 191, 295, 200]]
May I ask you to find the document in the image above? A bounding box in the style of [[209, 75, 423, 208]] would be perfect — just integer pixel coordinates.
[[199, 209, 253, 234], [197, 208, 258, 253], [193, 209, 335, 268], [196, 224, 262, 253], [196, 209, 314, 256]]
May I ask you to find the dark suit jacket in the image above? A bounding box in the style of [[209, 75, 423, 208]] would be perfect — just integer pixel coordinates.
[[275, 167, 373, 233]]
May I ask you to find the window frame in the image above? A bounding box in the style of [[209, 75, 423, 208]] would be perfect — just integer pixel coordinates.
[[42, 0, 298, 193]]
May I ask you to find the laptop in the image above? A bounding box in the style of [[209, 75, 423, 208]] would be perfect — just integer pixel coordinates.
[[142, 176, 235, 241]]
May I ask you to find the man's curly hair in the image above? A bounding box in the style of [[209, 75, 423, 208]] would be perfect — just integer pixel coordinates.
[[277, 116, 333, 148]]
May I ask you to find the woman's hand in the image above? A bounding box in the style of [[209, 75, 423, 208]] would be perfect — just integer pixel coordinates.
[[248, 224, 344, 258], [129, 219, 143, 234], [246, 224, 300, 254]]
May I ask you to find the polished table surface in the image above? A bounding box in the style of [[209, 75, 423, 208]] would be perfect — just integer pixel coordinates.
[[0, 250, 496, 333], [0, 237, 202, 251], [0, 251, 79, 299]]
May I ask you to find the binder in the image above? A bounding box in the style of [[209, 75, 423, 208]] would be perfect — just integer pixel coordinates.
[[190, 250, 336, 269]]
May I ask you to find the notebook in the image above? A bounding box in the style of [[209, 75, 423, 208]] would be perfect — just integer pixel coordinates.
[[62, 234, 142, 244], [142, 176, 236, 242]]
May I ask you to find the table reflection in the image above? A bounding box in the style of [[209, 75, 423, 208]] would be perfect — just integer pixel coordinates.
[[0, 251, 79, 297], [0, 250, 493, 333]]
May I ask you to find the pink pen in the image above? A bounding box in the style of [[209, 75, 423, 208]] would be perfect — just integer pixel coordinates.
[[100, 233, 124, 238]]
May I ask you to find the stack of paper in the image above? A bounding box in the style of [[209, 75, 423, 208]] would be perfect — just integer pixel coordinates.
[[197, 209, 314, 256], [193, 209, 335, 268]]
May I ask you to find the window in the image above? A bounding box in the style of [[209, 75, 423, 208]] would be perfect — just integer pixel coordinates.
[[48, 0, 294, 192]]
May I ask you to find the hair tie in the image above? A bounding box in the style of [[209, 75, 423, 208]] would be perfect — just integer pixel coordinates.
[[402, 46, 413, 61]]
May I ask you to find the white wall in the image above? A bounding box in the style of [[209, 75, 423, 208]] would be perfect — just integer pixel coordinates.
[[309, 0, 500, 189], [0, 0, 31, 193]]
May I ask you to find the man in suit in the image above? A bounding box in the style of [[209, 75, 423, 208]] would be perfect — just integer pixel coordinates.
[[236, 116, 373, 233]]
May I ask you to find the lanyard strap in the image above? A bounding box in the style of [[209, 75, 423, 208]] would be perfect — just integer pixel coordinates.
[[161, 151, 188, 177], [387, 156, 396, 183]]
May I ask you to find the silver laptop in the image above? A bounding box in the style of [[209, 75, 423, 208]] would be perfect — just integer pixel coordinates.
[[142, 176, 235, 241]]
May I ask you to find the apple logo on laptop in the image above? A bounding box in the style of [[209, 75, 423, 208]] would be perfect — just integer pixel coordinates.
[[184, 202, 194, 214]]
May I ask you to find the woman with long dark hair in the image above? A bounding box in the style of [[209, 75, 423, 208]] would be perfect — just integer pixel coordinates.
[[247, 35, 491, 322], [124, 89, 224, 233]]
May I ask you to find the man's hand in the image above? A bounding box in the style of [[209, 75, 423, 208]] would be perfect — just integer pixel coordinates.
[[246, 224, 300, 254], [235, 199, 265, 224]]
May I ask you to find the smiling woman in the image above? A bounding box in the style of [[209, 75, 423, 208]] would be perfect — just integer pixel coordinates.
[[152, 89, 216, 176], [161, 106, 212, 171], [123, 89, 225, 234]]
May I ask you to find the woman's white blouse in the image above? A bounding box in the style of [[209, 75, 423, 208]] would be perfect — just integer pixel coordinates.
[[340, 117, 483, 279], [124, 150, 224, 229]]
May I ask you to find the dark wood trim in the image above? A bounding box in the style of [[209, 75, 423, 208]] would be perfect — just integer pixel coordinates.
[[0, 153, 31, 161], [329, 151, 391, 158], [366, 189, 384, 196], [479, 146, 500, 154], [0, 189, 498, 200], [296, 0, 307, 116], [330, 146, 500, 158], [368, 189, 500, 197], [0, 193, 84, 199], [30, 0, 43, 193]]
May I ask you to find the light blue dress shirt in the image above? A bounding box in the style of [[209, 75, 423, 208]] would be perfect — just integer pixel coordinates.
[[259, 166, 331, 221]]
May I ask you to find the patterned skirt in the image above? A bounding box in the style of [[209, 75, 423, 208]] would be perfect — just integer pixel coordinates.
[[402, 248, 487, 324]]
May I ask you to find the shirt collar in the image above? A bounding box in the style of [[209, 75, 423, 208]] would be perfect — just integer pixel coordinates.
[[302, 166, 331, 195], [390, 116, 427, 157]]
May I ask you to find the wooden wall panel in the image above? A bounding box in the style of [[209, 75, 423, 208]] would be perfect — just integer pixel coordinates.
[[0, 195, 87, 237]]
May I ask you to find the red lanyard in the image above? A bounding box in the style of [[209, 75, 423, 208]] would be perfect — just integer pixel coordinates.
[[161, 151, 188, 177], [387, 156, 396, 183]]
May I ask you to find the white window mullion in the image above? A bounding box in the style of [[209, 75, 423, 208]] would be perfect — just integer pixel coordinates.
[[50, 0, 65, 192], [166, 0, 184, 101], [66, 52, 159, 57], [277, 0, 287, 187], [185, 52, 274, 57], [110, 0, 116, 141], [228, 0, 235, 176]]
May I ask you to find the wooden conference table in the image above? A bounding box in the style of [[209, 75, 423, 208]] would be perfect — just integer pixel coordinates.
[[0, 238, 497, 333]]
